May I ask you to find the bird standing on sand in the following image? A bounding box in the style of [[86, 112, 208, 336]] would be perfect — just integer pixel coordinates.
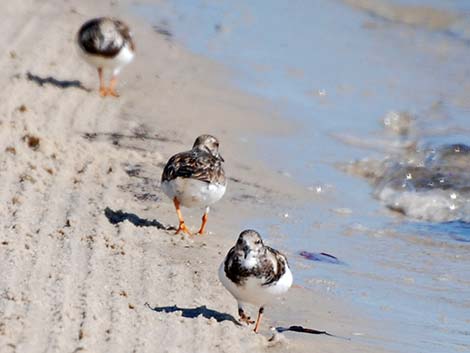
[[161, 135, 226, 235], [77, 17, 135, 97], [219, 230, 293, 333]]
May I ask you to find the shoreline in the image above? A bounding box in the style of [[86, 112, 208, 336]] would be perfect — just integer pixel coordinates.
[[0, 1, 394, 352]]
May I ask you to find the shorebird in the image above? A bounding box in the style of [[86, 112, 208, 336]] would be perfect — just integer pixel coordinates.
[[77, 17, 135, 97], [219, 229, 293, 333], [161, 135, 226, 235]]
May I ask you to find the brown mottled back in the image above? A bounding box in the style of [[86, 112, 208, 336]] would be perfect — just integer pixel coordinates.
[[161, 135, 226, 185]]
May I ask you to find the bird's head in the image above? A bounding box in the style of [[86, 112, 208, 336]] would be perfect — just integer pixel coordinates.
[[112, 18, 135, 50], [193, 134, 224, 161], [234, 229, 265, 260]]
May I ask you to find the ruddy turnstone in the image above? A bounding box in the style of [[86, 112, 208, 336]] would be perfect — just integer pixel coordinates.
[[77, 17, 135, 97], [161, 135, 226, 235], [219, 229, 293, 333]]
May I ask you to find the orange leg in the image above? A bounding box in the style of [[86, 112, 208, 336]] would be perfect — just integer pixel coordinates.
[[98, 68, 107, 97], [173, 197, 192, 235], [108, 75, 120, 97], [197, 207, 209, 235], [253, 307, 264, 333]]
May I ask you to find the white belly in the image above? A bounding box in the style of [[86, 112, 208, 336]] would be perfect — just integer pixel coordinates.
[[218, 262, 293, 307], [161, 178, 226, 208], [78, 44, 134, 75]]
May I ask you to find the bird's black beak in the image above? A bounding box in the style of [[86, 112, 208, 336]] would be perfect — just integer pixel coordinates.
[[218, 153, 224, 162]]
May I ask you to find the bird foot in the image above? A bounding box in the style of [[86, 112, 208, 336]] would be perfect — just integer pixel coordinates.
[[197, 213, 208, 235], [108, 88, 120, 97], [99, 87, 108, 97], [98, 87, 120, 97], [239, 313, 255, 325], [175, 222, 192, 236]]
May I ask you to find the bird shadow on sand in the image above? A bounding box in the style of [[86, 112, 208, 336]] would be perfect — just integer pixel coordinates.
[[144, 303, 241, 325], [104, 207, 176, 231], [26, 71, 91, 92]]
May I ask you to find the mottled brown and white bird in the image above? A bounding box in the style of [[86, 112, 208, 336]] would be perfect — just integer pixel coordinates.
[[161, 135, 227, 235], [77, 17, 135, 97], [219, 230, 293, 333]]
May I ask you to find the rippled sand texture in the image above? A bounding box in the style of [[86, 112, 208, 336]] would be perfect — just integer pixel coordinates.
[[0, 1, 278, 352]]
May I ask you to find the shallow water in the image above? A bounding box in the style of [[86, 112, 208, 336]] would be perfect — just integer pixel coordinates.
[[134, 1, 470, 352]]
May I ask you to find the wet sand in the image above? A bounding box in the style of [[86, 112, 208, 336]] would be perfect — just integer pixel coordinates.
[[0, 1, 397, 353]]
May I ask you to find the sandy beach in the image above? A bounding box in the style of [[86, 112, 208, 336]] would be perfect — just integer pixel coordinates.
[[0, 1, 402, 352]]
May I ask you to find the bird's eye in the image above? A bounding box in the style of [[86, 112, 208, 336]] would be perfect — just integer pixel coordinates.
[[254, 240, 261, 245]]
